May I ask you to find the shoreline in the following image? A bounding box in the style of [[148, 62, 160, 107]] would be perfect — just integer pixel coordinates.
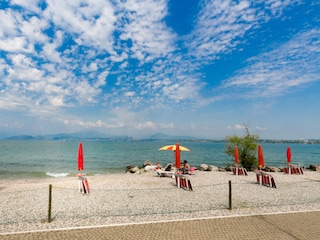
[[1, 170, 320, 233], [0, 162, 317, 181]]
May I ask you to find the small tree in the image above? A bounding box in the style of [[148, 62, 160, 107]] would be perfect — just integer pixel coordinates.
[[225, 125, 259, 171]]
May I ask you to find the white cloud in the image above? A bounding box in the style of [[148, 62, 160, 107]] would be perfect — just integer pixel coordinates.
[[125, 92, 135, 97], [10, 0, 42, 13], [0, 0, 194, 115], [19, 16, 48, 43], [5, 54, 44, 81], [188, 0, 257, 60], [44, 0, 116, 53], [187, 0, 302, 62], [159, 123, 174, 129], [263, 0, 302, 17], [256, 126, 267, 131], [10, 54, 32, 67], [0, 9, 20, 38], [50, 96, 65, 107], [118, 0, 176, 62], [0, 0, 318, 139], [41, 33, 63, 63], [95, 71, 108, 88], [222, 28, 320, 98], [0, 36, 34, 53], [0, 11, 47, 53], [63, 119, 112, 128], [228, 124, 246, 130], [0, 93, 28, 110], [134, 121, 157, 130]]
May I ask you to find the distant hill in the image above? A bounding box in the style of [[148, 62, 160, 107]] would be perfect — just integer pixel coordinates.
[[5, 135, 35, 140], [3, 131, 319, 143], [142, 132, 199, 141], [3, 131, 200, 141], [34, 130, 111, 140], [4, 130, 132, 141], [144, 133, 174, 140]]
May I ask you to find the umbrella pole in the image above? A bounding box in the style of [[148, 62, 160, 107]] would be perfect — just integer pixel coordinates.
[[259, 168, 262, 185], [78, 172, 81, 193], [78, 171, 83, 193], [259, 174, 262, 185]]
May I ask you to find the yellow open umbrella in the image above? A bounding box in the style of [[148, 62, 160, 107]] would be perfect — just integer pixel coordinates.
[[158, 144, 190, 152], [159, 143, 190, 168]]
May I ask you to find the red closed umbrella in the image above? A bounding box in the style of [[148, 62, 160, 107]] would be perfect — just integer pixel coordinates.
[[175, 143, 181, 168], [234, 146, 240, 165], [287, 147, 291, 163], [78, 142, 84, 171], [77, 142, 89, 194], [258, 144, 264, 169]]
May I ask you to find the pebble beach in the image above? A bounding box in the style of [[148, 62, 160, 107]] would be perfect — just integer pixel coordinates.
[[1, 169, 320, 234]]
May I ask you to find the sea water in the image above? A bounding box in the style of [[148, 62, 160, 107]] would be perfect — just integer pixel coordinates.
[[0, 140, 319, 179]]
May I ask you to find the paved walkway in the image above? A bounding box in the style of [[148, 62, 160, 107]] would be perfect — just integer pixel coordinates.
[[1, 211, 319, 239]]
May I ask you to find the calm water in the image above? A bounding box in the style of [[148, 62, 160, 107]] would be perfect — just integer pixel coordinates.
[[0, 140, 319, 179]]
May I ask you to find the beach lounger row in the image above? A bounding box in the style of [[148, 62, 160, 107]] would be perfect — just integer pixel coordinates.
[[283, 167, 303, 174]]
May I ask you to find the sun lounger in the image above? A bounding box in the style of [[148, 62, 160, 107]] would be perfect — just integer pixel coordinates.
[[256, 171, 276, 188], [283, 166, 303, 174], [231, 167, 248, 176], [174, 173, 193, 191], [155, 168, 175, 178]]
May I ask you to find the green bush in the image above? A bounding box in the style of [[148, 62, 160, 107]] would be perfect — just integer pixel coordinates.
[[225, 126, 259, 171]]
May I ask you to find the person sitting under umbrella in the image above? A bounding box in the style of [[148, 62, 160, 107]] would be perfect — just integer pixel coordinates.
[[181, 160, 191, 174]]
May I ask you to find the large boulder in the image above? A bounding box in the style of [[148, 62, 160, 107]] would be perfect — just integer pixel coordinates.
[[224, 165, 232, 172], [266, 166, 281, 172], [208, 165, 219, 171], [131, 166, 140, 173], [143, 160, 153, 166], [125, 165, 135, 173], [199, 164, 208, 171], [126, 165, 140, 173]]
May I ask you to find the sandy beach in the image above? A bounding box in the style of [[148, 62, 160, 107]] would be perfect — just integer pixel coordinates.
[[1, 169, 320, 234]]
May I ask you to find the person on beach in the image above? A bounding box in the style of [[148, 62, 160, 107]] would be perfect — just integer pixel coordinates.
[[181, 160, 191, 174]]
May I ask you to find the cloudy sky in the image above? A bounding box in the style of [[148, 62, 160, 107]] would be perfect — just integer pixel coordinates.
[[0, 0, 319, 139]]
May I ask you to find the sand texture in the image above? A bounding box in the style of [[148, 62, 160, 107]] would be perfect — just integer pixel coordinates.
[[1, 170, 320, 234]]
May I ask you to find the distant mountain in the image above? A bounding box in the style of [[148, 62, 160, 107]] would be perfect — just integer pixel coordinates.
[[4, 131, 201, 141], [145, 133, 172, 140], [142, 132, 199, 140], [35, 130, 111, 140], [4, 130, 132, 141], [5, 135, 35, 140], [4, 131, 319, 143]]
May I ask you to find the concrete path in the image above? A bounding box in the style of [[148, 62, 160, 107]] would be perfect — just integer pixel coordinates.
[[1, 211, 319, 239]]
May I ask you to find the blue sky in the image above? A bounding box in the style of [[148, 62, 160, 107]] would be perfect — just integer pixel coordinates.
[[0, 0, 319, 139]]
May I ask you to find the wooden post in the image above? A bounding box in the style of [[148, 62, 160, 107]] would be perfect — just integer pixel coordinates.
[[228, 180, 232, 210], [48, 184, 52, 223]]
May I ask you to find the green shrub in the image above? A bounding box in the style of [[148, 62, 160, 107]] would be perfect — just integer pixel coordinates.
[[225, 125, 259, 171]]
